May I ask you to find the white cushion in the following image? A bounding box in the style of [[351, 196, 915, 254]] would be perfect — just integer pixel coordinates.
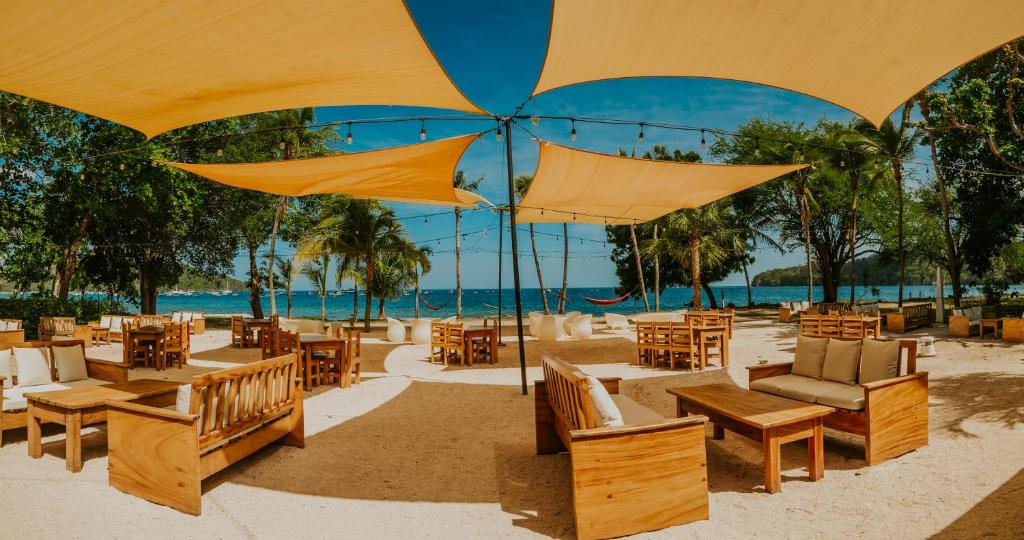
[[2, 378, 107, 411], [586, 376, 624, 427], [14, 348, 52, 387], [0, 349, 13, 389], [610, 394, 665, 425], [109, 317, 123, 332], [0, 321, 8, 331], [100, 315, 112, 329], [175, 384, 192, 413], [52, 345, 88, 382], [171, 312, 182, 322]]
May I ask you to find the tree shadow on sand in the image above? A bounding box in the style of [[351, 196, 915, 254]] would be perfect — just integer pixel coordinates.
[[932, 466, 1024, 539], [929, 371, 1024, 438]]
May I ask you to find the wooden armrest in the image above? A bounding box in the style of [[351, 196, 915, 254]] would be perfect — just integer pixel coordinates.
[[570, 415, 708, 441], [104, 399, 198, 423], [86, 357, 129, 384], [747, 361, 793, 383], [745, 361, 794, 370], [862, 371, 928, 392], [597, 377, 622, 394]]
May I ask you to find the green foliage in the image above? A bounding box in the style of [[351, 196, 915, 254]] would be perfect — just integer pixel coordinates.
[[0, 297, 126, 339]]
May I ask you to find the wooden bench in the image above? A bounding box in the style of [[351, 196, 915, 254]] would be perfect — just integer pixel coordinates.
[[535, 357, 708, 539], [747, 338, 927, 465], [885, 303, 932, 333], [105, 353, 304, 515], [38, 317, 92, 342]]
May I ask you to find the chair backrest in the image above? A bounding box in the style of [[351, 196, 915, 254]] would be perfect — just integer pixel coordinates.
[[542, 356, 595, 431], [669, 321, 692, 344], [276, 329, 298, 356], [293, 319, 324, 335], [445, 323, 464, 346], [430, 321, 446, 346], [137, 315, 163, 327], [652, 322, 672, 347], [39, 317, 76, 337], [231, 315, 244, 333], [164, 322, 186, 349], [188, 353, 300, 450]]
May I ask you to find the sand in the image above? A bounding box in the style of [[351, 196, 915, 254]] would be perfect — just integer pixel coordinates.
[[2, 315, 1023, 539]]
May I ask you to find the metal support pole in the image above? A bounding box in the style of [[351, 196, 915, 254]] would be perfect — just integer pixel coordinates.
[[496, 207, 504, 346], [503, 118, 528, 396]]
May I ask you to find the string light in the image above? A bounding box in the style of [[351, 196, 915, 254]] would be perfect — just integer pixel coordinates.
[[346, 122, 353, 145], [637, 123, 645, 145], [573, 212, 577, 221], [496, 125, 503, 143], [700, 129, 706, 149], [80, 173, 85, 180], [216, 148, 223, 156], [419, 119, 427, 141], [530, 115, 539, 126], [119, 162, 125, 170], [279, 141, 286, 150], [754, 138, 761, 158], [840, 159, 846, 167], [570, 119, 577, 142]]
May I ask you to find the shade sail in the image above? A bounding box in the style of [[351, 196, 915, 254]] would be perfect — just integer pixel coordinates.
[[516, 142, 806, 224], [532, 0, 1024, 126], [0, 0, 486, 138], [163, 134, 490, 207]]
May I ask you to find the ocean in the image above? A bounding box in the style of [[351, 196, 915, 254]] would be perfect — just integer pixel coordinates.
[[117, 284, 1014, 319]]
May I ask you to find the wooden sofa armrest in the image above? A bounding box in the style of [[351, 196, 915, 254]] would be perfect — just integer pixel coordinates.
[[861, 371, 928, 392], [105, 399, 199, 423], [597, 376, 622, 394], [86, 357, 130, 384], [861, 371, 929, 465], [746, 361, 794, 383], [570, 415, 708, 441]]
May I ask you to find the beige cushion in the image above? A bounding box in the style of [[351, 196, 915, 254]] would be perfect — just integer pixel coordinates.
[[859, 340, 900, 384], [610, 394, 664, 425], [822, 339, 861, 385], [175, 384, 191, 413], [53, 345, 88, 382], [586, 376, 624, 427], [750, 374, 817, 400], [814, 382, 865, 411], [14, 347, 52, 387], [2, 378, 107, 411], [791, 335, 828, 379], [0, 349, 13, 389]]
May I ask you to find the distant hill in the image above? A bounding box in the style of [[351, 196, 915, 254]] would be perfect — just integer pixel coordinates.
[[753, 254, 955, 287], [163, 270, 245, 292]]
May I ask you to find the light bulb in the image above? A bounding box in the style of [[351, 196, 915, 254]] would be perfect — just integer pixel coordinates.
[[80, 173, 85, 180], [570, 120, 577, 141], [216, 148, 223, 156], [279, 142, 286, 150], [530, 115, 539, 126], [840, 159, 846, 167], [754, 139, 761, 158], [496, 127, 503, 143], [119, 162, 125, 170], [637, 124, 644, 145], [346, 123, 353, 144], [700, 130, 706, 149], [420, 120, 427, 141], [572, 213, 577, 221]]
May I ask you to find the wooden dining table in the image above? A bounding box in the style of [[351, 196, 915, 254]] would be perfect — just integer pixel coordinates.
[[243, 318, 274, 349], [463, 326, 498, 365], [297, 334, 348, 390], [124, 325, 166, 370]]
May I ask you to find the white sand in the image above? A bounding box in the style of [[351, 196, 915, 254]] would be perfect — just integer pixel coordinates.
[[2, 316, 1023, 539]]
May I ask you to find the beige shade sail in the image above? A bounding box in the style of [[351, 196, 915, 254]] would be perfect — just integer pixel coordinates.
[[517, 142, 806, 224], [0, 0, 487, 138], [533, 0, 1024, 126], [163, 134, 491, 207]]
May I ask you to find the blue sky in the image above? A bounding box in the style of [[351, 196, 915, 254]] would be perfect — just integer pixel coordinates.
[[238, 0, 919, 291]]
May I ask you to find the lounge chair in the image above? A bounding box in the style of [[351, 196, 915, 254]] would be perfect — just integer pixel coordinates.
[[386, 317, 406, 342], [604, 312, 629, 330]]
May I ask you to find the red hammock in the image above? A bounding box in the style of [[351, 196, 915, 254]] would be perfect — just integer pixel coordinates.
[[580, 290, 633, 306], [420, 294, 450, 310]]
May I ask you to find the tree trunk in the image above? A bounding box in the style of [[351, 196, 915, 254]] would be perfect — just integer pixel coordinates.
[[351, 281, 359, 328], [800, 185, 814, 303], [377, 297, 385, 320], [702, 282, 718, 309], [414, 273, 421, 318], [894, 160, 906, 308], [52, 210, 92, 299], [817, 245, 839, 303], [363, 257, 374, 332], [455, 207, 462, 319], [742, 258, 753, 307], [247, 246, 264, 318], [286, 282, 293, 318], [558, 223, 569, 313], [919, 94, 963, 307], [653, 224, 661, 311], [320, 291, 326, 322], [528, 224, 549, 313], [267, 195, 287, 315], [848, 176, 859, 304], [690, 236, 702, 309], [629, 224, 651, 311]]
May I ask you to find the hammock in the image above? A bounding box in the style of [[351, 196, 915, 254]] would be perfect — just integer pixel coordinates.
[[420, 293, 450, 311], [482, 302, 499, 310], [580, 289, 634, 306]]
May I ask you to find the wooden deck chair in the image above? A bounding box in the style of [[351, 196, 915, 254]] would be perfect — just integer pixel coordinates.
[[443, 323, 465, 367], [429, 321, 447, 365], [669, 321, 696, 371], [635, 321, 656, 366], [161, 321, 188, 369]]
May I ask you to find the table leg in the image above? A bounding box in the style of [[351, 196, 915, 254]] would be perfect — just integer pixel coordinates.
[[302, 347, 311, 391], [763, 428, 782, 494], [675, 397, 687, 418], [722, 337, 730, 367], [713, 424, 725, 440], [65, 410, 82, 473], [808, 418, 824, 481], [27, 403, 42, 459]]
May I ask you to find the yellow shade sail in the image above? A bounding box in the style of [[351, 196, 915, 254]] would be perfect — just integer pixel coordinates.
[[163, 134, 491, 207], [516, 142, 806, 224], [0, 0, 486, 138], [533, 0, 1024, 126]]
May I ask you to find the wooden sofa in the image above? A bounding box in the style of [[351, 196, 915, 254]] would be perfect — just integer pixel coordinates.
[[948, 306, 983, 337], [747, 337, 927, 465], [169, 311, 206, 335], [885, 303, 932, 333], [778, 301, 810, 322], [38, 316, 92, 342], [105, 353, 304, 515], [0, 319, 25, 345], [535, 356, 708, 539], [1, 340, 128, 446]]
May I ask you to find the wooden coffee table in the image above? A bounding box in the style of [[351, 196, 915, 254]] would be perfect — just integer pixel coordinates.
[[666, 383, 835, 493], [25, 379, 179, 472]]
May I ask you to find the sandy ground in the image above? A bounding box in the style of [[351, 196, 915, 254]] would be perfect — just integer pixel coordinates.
[[2, 315, 1023, 539]]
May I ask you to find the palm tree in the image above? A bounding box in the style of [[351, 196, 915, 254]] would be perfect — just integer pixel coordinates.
[[334, 255, 363, 327], [261, 108, 334, 316], [848, 104, 921, 307], [453, 170, 483, 319], [412, 246, 432, 319], [514, 174, 549, 313], [647, 202, 740, 309], [300, 255, 330, 322], [628, 223, 651, 311], [558, 222, 569, 313], [369, 240, 427, 319], [275, 255, 299, 318]]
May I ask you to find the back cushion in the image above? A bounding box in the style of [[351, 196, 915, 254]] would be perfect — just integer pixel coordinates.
[[586, 376, 624, 427], [175, 384, 192, 413], [53, 345, 88, 382], [14, 347, 52, 387], [859, 340, 900, 383], [791, 335, 828, 379], [822, 339, 862, 386], [100, 315, 112, 329], [54, 319, 76, 335], [110, 317, 123, 332], [171, 312, 182, 322], [0, 349, 13, 388]]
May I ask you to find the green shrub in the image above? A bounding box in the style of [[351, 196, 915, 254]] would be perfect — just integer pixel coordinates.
[[0, 297, 127, 339]]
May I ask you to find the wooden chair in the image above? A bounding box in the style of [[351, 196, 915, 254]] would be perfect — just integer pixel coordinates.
[[105, 354, 304, 515], [696, 325, 728, 369], [275, 329, 298, 357], [429, 322, 447, 364], [261, 321, 278, 359], [799, 314, 820, 336], [443, 323, 465, 367], [841, 317, 867, 338], [230, 315, 254, 348], [535, 357, 709, 538], [122, 321, 155, 369], [651, 322, 673, 368], [819, 315, 842, 337], [635, 321, 656, 366], [161, 322, 188, 369], [136, 315, 163, 327], [668, 321, 696, 371]]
